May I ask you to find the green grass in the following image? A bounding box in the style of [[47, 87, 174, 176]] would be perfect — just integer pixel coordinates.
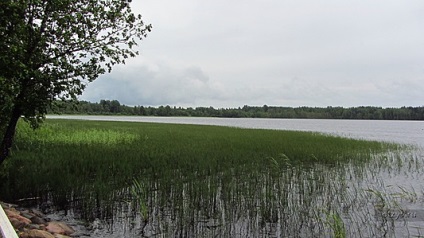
[[0, 119, 396, 203], [0, 119, 411, 236]]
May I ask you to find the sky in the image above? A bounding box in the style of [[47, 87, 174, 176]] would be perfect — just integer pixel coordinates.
[[80, 0, 424, 108]]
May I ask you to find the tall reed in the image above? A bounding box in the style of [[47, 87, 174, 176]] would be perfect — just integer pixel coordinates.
[[0, 119, 408, 237]]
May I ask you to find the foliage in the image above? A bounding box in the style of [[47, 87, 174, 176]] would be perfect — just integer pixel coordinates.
[[0, 0, 151, 163], [51, 99, 424, 120], [0, 76, 14, 133]]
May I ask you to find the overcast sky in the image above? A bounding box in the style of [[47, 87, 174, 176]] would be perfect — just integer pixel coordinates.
[[81, 0, 424, 108]]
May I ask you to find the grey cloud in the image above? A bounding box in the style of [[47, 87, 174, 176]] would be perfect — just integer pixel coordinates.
[[81, 0, 424, 107], [183, 66, 209, 83], [81, 60, 221, 106]]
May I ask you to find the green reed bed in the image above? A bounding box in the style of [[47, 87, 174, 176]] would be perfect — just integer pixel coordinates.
[[0, 119, 395, 202], [0, 119, 408, 237]]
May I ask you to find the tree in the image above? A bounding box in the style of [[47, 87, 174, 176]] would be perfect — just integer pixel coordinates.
[[0, 0, 151, 165], [109, 100, 121, 113]]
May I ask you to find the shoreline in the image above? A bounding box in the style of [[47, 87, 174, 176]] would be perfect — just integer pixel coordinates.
[[0, 201, 84, 238]]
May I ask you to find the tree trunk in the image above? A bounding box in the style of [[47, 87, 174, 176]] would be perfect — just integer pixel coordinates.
[[0, 107, 21, 165]]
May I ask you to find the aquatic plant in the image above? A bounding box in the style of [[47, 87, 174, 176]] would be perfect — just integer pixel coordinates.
[[0, 119, 414, 237], [130, 179, 148, 222]]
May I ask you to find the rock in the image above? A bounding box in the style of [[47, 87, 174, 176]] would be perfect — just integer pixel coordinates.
[[31, 215, 47, 225], [5, 208, 32, 227], [20, 229, 55, 238], [2, 201, 79, 237], [30, 209, 46, 218], [10, 217, 27, 230], [54, 234, 72, 238], [21, 210, 34, 219], [29, 224, 41, 230], [4, 207, 20, 216], [17, 215, 32, 224], [0, 201, 17, 209], [46, 222, 75, 235]]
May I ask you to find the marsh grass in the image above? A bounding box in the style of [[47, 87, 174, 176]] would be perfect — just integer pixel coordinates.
[[130, 179, 148, 222], [316, 209, 346, 238], [0, 119, 406, 237], [2, 119, 393, 198]]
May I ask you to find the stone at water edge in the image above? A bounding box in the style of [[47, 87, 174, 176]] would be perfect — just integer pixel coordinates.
[[54, 234, 72, 238], [30, 215, 47, 225], [30, 209, 45, 218], [4, 208, 32, 225], [9, 217, 27, 230], [45, 221, 75, 235], [20, 210, 34, 220], [19, 229, 56, 238], [1, 201, 77, 237]]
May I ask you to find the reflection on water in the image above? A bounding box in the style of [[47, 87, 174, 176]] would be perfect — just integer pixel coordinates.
[[57, 149, 424, 237]]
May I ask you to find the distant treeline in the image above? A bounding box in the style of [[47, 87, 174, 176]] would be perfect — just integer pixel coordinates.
[[48, 100, 424, 120]]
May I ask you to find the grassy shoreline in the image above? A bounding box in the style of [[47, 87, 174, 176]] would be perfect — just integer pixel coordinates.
[[1, 119, 397, 201], [0, 119, 408, 236]]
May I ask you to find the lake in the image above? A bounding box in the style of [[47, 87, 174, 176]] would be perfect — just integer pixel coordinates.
[[22, 116, 424, 237]]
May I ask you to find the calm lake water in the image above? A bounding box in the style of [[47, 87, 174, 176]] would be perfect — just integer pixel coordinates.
[[42, 116, 424, 237], [48, 115, 424, 147]]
